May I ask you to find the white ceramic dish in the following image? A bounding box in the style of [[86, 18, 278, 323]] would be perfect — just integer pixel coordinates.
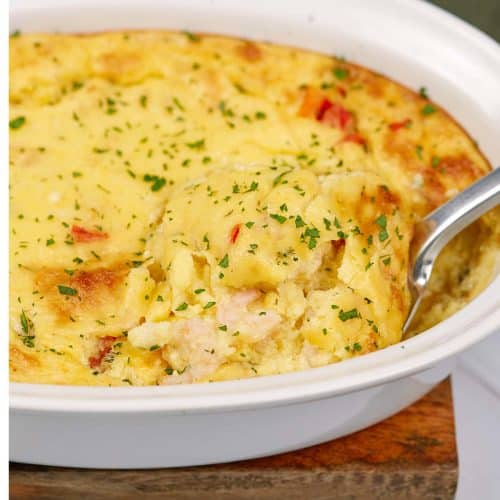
[[9, 0, 500, 468]]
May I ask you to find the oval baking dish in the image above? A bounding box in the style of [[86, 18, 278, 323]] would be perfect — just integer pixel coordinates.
[[9, 0, 500, 468]]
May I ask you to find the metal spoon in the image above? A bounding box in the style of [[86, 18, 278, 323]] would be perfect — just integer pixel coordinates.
[[403, 167, 500, 333]]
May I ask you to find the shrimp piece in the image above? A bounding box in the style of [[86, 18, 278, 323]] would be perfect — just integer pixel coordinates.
[[216, 289, 282, 342], [162, 318, 234, 383], [300, 341, 332, 368]]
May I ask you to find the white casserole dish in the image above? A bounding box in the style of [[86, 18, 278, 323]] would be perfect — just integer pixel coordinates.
[[9, 0, 500, 468]]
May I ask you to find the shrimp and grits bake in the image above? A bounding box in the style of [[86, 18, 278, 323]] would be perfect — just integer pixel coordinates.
[[9, 31, 499, 386]]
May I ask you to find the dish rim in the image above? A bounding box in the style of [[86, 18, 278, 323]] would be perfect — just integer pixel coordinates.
[[9, 0, 500, 414]]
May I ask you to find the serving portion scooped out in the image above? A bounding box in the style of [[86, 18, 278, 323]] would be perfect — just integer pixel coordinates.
[[9, 31, 499, 386]]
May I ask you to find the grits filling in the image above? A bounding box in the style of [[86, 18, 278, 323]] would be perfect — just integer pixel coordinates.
[[9, 31, 499, 386]]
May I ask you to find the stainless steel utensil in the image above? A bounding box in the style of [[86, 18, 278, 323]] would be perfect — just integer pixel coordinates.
[[404, 167, 500, 333]]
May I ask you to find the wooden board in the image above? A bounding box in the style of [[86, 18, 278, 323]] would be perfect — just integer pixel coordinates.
[[10, 378, 457, 500]]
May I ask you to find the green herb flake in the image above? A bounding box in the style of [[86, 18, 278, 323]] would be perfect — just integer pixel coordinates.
[[295, 215, 306, 228], [175, 302, 189, 311], [419, 86, 429, 99], [194, 288, 206, 295], [9, 116, 26, 130], [186, 138, 205, 150], [431, 155, 441, 168], [203, 301, 216, 310], [353, 342, 362, 352], [421, 104, 437, 116], [219, 254, 229, 268], [323, 218, 332, 230], [375, 214, 389, 242], [57, 285, 78, 296], [270, 213, 287, 224], [338, 308, 360, 321], [20, 311, 29, 334], [272, 169, 292, 187], [46, 238, 55, 246], [333, 67, 349, 80], [149, 344, 161, 351], [304, 226, 321, 249], [183, 30, 200, 42]]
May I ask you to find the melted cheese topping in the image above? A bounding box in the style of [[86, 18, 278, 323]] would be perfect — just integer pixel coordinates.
[[9, 31, 499, 386]]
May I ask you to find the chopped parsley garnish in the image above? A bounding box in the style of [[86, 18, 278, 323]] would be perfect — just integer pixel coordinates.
[[246, 181, 259, 192], [194, 288, 205, 294], [143, 174, 167, 192], [245, 221, 255, 228], [352, 342, 362, 352], [323, 218, 332, 230], [20, 311, 30, 335], [375, 214, 389, 242], [270, 213, 287, 224], [421, 104, 437, 116], [219, 254, 229, 268], [218, 101, 234, 117], [419, 86, 429, 99], [338, 308, 360, 321], [295, 215, 306, 228], [186, 139, 205, 150], [304, 227, 320, 249], [272, 169, 292, 187], [175, 302, 189, 311], [140, 95, 148, 108], [183, 30, 200, 42], [416, 145, 423, 159], [46, 238, 55, 246], [57, 285, 78, 296], [173, 97, 185, 111], [255, 111, 267, 120], [149, 344, 161, 351], [203, 301, 216, 309], [333, 67, 349, 80], [9, 116, 26, 130], [431, 155, 441, 168]]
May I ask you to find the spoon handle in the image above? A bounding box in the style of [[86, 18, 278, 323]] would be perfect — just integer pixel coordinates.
[[412, 167, 500, 269]]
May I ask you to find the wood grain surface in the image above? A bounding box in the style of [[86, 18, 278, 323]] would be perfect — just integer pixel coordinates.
[[10, 379, 457, 500]]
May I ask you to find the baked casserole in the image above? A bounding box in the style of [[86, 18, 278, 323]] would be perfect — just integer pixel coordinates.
[[9, 31, 499, 385]]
